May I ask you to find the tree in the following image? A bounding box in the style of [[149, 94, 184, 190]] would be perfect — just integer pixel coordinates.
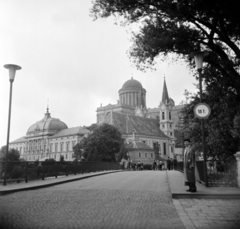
[[181, 72, 240, 159], [80, 123, 123, 162], [84, 123, 98, 132], [73, 143, 84, 161], [91, 0, 240, 98], [91, 0, 240, 156], [116, 142, 129, 162], [0, 146, 20, 161]]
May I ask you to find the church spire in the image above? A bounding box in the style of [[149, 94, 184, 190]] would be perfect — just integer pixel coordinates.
[[162, 77, 170, 104]]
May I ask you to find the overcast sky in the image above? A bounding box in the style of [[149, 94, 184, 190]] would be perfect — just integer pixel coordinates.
[[0, 0, 198, 147]]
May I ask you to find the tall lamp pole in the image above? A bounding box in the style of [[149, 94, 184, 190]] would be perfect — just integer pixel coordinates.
[[3, 64, 21, 186], [190, 51, 209, 187]]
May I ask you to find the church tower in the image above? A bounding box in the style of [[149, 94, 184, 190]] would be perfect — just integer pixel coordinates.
[[159, 78, 175, 138]]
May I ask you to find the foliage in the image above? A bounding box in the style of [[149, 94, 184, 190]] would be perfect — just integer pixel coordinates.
[[84, 123, 98, 132], [73, 143, 84, 161], [91, 1, 240, 95], [59, 155, 65, 162], [78, 123, 123, 162], [181, 70, 240, 159], [0, 146, 21, 161], [116, 143, 129, 162]]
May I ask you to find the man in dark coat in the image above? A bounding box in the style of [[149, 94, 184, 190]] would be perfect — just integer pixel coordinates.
[[183, 139, 197, 192], [166, 157, 171, 170]]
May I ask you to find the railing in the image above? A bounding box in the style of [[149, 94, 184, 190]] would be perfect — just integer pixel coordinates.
[[173, 159, 237, 187], [0, 161, 120, 185], [206, 159, 237, 187]]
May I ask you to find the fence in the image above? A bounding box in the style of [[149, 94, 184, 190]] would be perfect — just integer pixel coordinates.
[[0, 161, 120, 185], [174, 158, 237, 187]]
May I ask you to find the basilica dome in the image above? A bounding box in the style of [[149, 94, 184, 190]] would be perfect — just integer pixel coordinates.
[[118, 77, 146, 108], [121, 77, 142, 89], [26, 108, 68, 136]]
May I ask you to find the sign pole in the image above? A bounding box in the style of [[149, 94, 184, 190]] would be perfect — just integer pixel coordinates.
[[198, 69, 208, 187]]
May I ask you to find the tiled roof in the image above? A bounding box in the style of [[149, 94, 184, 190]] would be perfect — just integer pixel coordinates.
[[50, 126, 90, 138], [106, 112, 169, 138], [10, 136, 26, 144], [127, 141, 154, 150]]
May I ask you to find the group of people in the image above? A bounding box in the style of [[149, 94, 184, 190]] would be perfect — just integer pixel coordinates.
[[152, 160, 165, 170], [166, 157, 178, 170]]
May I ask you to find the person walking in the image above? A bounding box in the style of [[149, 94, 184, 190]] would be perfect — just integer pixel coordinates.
[[167, 157, 171, 170], [183, 139, 197, 192], [173, 157, 178, 170]]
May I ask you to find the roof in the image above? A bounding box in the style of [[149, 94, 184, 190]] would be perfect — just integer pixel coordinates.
[[121, 77, 142, 90], [127, 141, 154, 151], [26, 108, 68, 136], [162, 78, 170, 104], [10, 136, 26, 144], [50, 126, 90, 138], [105, 112, 169, 138]]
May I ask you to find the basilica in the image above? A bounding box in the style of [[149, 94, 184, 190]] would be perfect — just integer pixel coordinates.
[[96, 77, 184, 162]]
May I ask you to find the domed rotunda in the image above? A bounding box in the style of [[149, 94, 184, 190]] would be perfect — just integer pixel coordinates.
[[118, 77, 146, 108]]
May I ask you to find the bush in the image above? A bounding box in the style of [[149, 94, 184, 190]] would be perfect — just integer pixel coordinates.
[[10, 166, 24, 179]]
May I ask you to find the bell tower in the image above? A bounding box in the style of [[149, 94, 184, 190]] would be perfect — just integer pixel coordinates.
[[159, 78, 175, 138]]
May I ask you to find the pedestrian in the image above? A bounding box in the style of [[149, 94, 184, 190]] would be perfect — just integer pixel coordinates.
[[152, 160, 157, 170], [167, 157, 171, 170], [156, 160, 160, 170], [170, 158, 173, 170], [183, 139, 197, 193], [173, 157, 178, 170], [159, 161, 162, 170]]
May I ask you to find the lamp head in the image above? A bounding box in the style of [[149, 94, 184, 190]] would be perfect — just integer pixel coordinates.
[[190, 51, 209, 70], [4, 64, 22, 82]]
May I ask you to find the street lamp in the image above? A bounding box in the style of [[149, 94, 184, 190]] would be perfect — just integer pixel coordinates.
[[190, 51, 209, 187], [3, 64, 22, 186]]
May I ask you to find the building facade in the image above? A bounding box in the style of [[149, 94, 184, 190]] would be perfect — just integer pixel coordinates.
[[9, 108, 90, 161]]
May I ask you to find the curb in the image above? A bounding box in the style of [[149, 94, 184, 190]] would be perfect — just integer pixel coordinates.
[[166, 170, 240, 199], [0, 170, 122, 195], [172, 193, 240, 199]]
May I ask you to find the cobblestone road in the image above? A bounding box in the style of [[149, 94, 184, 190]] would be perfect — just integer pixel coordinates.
[[173, 198, 240, 229], [0, 171, 185, 229]]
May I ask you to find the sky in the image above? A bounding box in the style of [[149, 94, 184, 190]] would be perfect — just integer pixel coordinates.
[[0, 0, 198, 148]]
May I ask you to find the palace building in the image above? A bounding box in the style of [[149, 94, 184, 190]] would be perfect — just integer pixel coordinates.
[[9, 108, 90, 161]]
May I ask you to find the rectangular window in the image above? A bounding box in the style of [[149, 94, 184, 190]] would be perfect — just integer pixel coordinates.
[[60, 143, 63, 152], [66, 154, 68, 159], [55, 143, 58, 152], [66, 142, 69, 151], [145, 153, 147, 158], [151, 153, 153, 158], [139, 152, 141, 158]]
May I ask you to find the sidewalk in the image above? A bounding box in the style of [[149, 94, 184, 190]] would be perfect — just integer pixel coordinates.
[[0, 170, 121, 195], [167, 170, 240, 199]]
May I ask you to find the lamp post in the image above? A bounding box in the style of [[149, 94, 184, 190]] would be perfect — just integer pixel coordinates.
[[190, 51, 209, 187], [3, 64, 22, 186]]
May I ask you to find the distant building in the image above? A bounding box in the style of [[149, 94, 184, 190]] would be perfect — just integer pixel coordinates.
[[96, 77, 184, 161], [9, 108, 90, 161]]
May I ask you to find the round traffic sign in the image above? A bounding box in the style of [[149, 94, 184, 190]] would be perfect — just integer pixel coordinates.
[[194, 103, 211, 119]]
